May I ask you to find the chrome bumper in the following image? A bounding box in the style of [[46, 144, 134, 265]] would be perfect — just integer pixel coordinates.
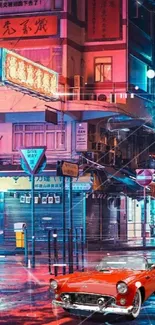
[[52, 300, 133, 315]]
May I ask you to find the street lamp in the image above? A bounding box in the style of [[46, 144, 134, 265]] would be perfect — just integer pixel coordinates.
[[146, 69, 155, 79]]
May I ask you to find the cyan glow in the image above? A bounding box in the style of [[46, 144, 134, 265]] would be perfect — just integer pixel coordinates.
[[20, 148, 45, 173], [130, 55, 147, 92]]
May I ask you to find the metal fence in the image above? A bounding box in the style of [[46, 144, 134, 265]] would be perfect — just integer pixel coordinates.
[[48, 227, 85, 276]]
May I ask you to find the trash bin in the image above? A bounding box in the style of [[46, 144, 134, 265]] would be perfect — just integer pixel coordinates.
[[14, 223, 26, 248]]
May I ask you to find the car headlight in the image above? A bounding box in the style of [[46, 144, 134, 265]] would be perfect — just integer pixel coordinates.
[[117, 282, 128, 294], [50, 280, 58, 290]]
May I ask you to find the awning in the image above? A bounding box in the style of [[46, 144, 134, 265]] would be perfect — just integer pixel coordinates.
[[103, 166, 142, 191]]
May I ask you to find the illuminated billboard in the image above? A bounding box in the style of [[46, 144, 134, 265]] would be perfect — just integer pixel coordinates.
[[0, 48, 58, 101]]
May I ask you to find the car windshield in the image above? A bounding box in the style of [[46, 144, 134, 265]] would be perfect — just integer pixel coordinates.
[[96, 256, 147, 271]]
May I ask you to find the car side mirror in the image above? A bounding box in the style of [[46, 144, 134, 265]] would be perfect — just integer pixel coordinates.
[[150, 264, 155, 270]]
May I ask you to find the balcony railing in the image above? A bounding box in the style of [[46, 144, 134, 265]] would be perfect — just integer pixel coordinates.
[[0, 153, 79, 166]]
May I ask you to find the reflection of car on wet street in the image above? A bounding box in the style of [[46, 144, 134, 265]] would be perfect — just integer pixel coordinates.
[[50, 255, 155, 321]]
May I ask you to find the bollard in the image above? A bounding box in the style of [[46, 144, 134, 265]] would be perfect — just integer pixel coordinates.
[[23, 226, 28, 267], [48, 230, 52, 274], [68, 228, 73, 274], [80, 228, 84, 272], [28, 259, 31, 269], [75, 228, 79, 270], [53, 229, 58, 276]]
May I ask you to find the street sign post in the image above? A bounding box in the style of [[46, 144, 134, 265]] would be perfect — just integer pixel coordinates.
[[20, 147, 46, 174], [57, 160, 79, 273], [136, 169, 154, 187], [57, 160, 79, 178], [136, 169, 154, 247], [20, 146, 46, 268]]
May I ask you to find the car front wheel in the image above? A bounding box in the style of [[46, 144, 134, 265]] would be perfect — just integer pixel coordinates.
[[126, 289, 142, 320]]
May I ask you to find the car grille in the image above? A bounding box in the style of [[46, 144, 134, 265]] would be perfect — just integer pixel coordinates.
[[61, 293, 115, 306]]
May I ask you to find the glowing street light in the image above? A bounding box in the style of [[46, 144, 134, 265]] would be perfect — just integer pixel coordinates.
[[146, 69, 155, 79]]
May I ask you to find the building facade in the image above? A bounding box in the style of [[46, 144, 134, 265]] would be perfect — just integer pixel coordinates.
[[0, 0, 154, 247]]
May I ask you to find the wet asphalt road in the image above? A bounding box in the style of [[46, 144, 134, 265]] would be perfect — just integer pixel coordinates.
[[0, 253, 155, 325]]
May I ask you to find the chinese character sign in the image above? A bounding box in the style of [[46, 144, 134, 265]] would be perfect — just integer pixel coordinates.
[[0, 0, 51, 14], [87, 0, 122, 41], [0, 15, 58, 39], [76, 123, 88, 151], [1, 48, 58, 100]]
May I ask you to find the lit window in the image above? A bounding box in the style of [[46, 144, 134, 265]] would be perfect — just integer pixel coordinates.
[[94, 57, 112, 82], [54, 0, 63, 10]]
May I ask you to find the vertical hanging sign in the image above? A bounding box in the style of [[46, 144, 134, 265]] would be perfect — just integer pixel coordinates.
[[87, 0, 122, 41], [76, 123, 88, 152]]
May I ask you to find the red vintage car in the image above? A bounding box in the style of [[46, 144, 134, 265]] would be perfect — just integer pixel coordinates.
[[50, 255, 155, 320]]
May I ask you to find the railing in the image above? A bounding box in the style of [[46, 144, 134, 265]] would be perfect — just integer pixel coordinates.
[[48, 227, 85, 276], [0, 154, 79, 166]]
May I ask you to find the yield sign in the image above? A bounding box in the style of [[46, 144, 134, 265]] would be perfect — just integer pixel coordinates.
[[136, 169, 154, 187], [20, 146, 46, 174]]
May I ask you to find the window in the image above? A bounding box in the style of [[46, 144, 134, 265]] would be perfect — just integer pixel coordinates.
[[129, 0, 151, 36], [13, 123, 66, 151], [15, 47, 62, 74], [54, 0, 63, 10], [71, 0, 77, 17], [46, 132, 55, 150], [52, 47, 62, 74], [94, 57, 112, 82], [15, 48, 50, 68], [129, 55, 147, 92]]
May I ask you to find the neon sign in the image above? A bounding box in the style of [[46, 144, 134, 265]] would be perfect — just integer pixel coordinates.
[[0, 48, 58, 101]]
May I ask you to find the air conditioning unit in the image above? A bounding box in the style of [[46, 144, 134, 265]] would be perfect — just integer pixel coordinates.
[[97, 94, 107, 101], [110, 93, 116, 103], [73, 87, 80, 100], [74, 75, 84, 88], [72, 87, 84, 100]]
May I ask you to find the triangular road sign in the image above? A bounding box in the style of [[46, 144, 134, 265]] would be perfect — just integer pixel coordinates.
[[20, 146, 46, 174]]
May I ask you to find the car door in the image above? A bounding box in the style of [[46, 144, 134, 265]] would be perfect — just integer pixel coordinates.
[[149, 266, 155, 295], [144, 267, 155, 298]]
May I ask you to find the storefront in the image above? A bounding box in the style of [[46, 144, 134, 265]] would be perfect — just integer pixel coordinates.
[[0, 173, 92, 245]]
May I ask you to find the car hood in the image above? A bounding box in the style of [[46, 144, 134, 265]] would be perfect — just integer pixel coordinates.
[[58, 269, 143, 296]]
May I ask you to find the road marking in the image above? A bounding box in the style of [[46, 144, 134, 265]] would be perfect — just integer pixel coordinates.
[[53, 264, 67, 266]]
